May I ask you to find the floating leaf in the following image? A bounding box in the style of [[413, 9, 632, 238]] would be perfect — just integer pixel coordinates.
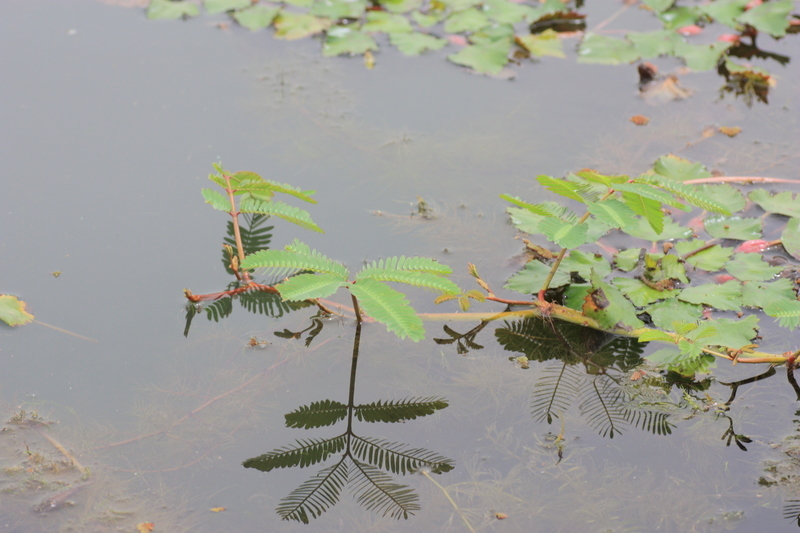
[[312, 0, 367, 19], [699, 316, 759, 349], [782, 217, 800, 261], [323, 26, 378, 56], [614, 248, 643, 272], [764, 299, 800, 329], [274, 13, 332, 40], [645, 299, 704, 330], [673, 41, 732, 71], [642, 0, 675, 13], [381, 0, 422, 14], [560, 250, 612, 281], [443, 8, 491, 33], [0, 295, 34, 327], [204, 0, 250, 15], [539, 218, 588, 249], [362, 12, 412, 33], [678, 280, 742, 311], [447, 40, 510, 74], [577, 33, 639, 65], [749, 190, 800, 219], [623, 215, 693, 241], [699, 0, 748, 28], [582, 271, 644, 331], [505, 260, 570, 294], [652, 154, 712, 182], [741, 278, 796, 309], [724, 252, 782, 282], [515, 28, 566, 58], [390, 32, 448, 55], [736, 0, 793, 37], [147, 0, 199, 19], [695, 184, 745, 213], [627, 30, 682, 58], [659, 6, 703, 30], [233, 5, 281, 30], [675, 239, 733, 271], [612, 278, 679, 307], [411, 11, 441, 27], [703, 215, 761, 240], [482, 0, 535, 24]]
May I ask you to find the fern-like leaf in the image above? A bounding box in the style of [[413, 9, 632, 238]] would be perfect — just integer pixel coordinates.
[[499, 195, 566, 217], [241, 242, 349, 278], [285, 400, 348, 429], [360, 256, 453, 275], [621, 191, 664, 235], [624, 408, 674, 436], [239, 288, 304, 318], [351, 436, 455, 475], [354, 397, 448, 423], [201, 188, 232, 212], [243, 435, 347, 472], [277, 273, 347, 301], [276, 460, 350, 523], [613, 182, 690, 211], [240, 197, 324, 233], [586, 199, 637, 229], [578, 377, 627, 438], [539, 217, 589, 249], [531, 363, 583, 424], [349, 278, 425, 342], [204, 297, 233, 322], [635, 174, 730, 214], [350, 460, 420, 519], [355, 269, 459, 295], [537, 175, 588, 203], [233, 172, 317, 203]]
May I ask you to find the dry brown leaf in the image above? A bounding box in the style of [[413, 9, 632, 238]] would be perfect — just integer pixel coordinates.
[[718, 126, 742, 137], [629, 115, 649, 126], [364, 51, 375, 70], [495, 512, 508, 519], [210, 507, 227, 512], [136, 523, 155, 533], [640, 75, 692, 105]]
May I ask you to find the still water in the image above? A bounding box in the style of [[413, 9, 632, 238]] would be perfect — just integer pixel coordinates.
[[2, 0, 800, 531]]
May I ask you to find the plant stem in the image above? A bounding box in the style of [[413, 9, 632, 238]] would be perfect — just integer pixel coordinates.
[[223, 173, 246, 266], [351, 293, 362, 324]]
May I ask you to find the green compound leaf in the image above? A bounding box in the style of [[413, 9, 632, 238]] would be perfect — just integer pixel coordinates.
[[234, 174, 318, 203], [612, 278, 679, 307], [274, 13, 332, 40], [349, 278, 425, 341], [749, 190, 800, 219], [764, 299, 800, 329], [627, 30, 682, 58], [362, 12, 412, 33], [0, 295, 34, 327], [623, 216, 692, 242], [233, 5, 281, 30], [323, 26, 378, 56], [447, 40, 510, 74], [147, 0, 199, 19], [652, 154, 713, 182], [506, 259, 570, 294], [741, 278, 796, 309], [361, 256, 453, 275], [699, 316, 759, 350], [703, 215, 762, 240], [645, 299, 704, 330], [637, 174, 730, 214], [390, 32, 448, 55], [678, 280, 742, 311], [243, 435, 347, 472], [674, 239, 733, 271], [673, 41, 732, 71], [586, 199, 637, 229], [736, 0, 793, 37], [696, 184, 746, 213], [621, 192, 664, 235], [202, 188, 233, 212], [241, 240, 348, 278], [724, 252, 782, 282], [443, 8, 490, 33], [355, 269, 460, 294], [782, 217, 800, 261], [204, 0, 250, 14], [285, 400, 348, 429], [502, 196, 570, 218], [515, 29, 565, 58], [537, 175, 590, 203], [577, 33, 639, 65], [240, 198, 323, 233], [278, 273, 347, 301], [615, 182, 690, 211], [539, 218, 589, 249], [582, 271, 644, 331]]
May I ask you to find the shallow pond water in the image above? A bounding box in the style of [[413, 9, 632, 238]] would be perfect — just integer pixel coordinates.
[[2, 1, 800, 531]]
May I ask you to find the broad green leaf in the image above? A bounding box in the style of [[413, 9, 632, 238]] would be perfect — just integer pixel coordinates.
[[505, 260, 570, 294], [624, 215, 692, 241], [202, 188, 232, 212], [582, 271, 644, 331], [240, 198, 323, 233], [447, 40, 510, 74], [468, 24, 514, 46], [537, 175, 587, 203], [233, 5, 281, 30], [349, 278, 425, 341], [678, 280, 742, 311], [506, 207, 544, 233], [614, 248, 642, 272], [390, 32, 448, 55], [673, 41, 732, 71], [659, 6, 702, 29], [724, 252, 782, 282], [0, 295, 34, 326], [741, 278, 796, 309], [645, 299, 703, 330], [355, 269, 460, 294], [411, 11, 441, 27], [749, 190, 800, 219], [539, 218, 588, 249], [362, 12, 412, 33], [563, 283, 591, 311], [440, 0, 480, 11], [642, 0, 674, 14], [274, 13, 332, 40], [764, 299, 800, 329], [278, 273, 347, 301], [627, 30, 681, 58], [312, 0, 367, 19], [782, 217, 800, 261], [283, 0, 313, 6], [638, 329, 675, 343], [674, 239, 733, 271], [696, 184, 745, 213], [652, 154, 712, 182], [736, 0, 793, 37], [443, 8, 490, 33], [323, 26, 378, 56], [586, 218, 612, 242], [482, 0, 536, 24], [699, 316, 759, 350], [612, 278, 679, 307], [147, 0, 199, 19], [586, 199, 636, 229], [204, 0, 250, 14], [381, 0, 422, 14], [703, 215, 761, 240], [621, 193, 664, 235], [577, 33, 639, 65], [700, 0, 748, 28], [560, 250, 611, 280]]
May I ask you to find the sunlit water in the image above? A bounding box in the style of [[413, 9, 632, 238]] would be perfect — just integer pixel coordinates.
[[2, 1, 800, 531]]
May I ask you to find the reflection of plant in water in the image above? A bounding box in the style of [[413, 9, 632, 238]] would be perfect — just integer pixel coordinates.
[[243, 323, 454, 523]]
